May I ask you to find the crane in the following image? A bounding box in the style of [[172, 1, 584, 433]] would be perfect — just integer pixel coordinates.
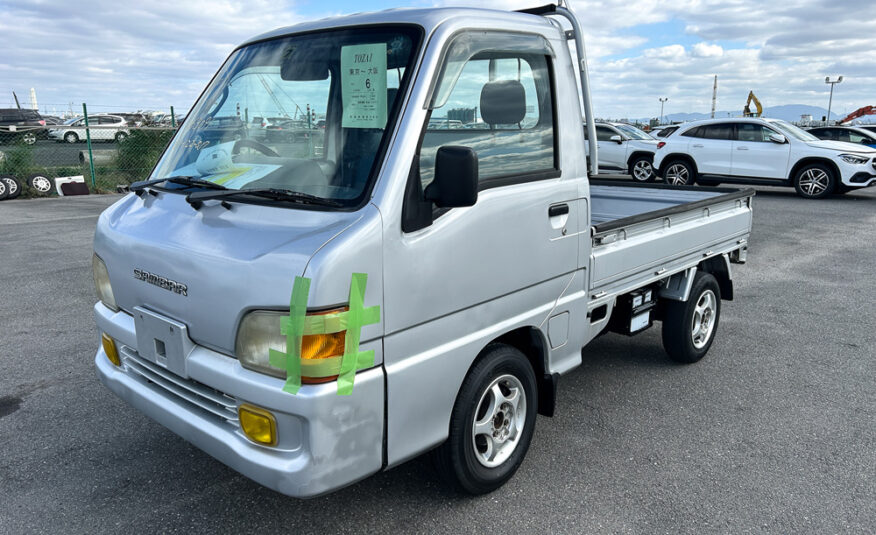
[[840, 105, 875, 124], [743, 91, 762, 117]]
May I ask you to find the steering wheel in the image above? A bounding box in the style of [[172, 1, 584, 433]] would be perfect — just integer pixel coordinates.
[[232, 138, 280, 158]]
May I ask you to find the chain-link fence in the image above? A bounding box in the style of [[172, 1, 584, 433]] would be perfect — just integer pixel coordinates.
[[0, 104, 181, 198]]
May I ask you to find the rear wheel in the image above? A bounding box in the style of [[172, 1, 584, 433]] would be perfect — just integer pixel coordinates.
[[64, 132, 79, 144], [662, 160, 695, 185], [662, 272, 721, 363], [433, 343, 537, 495], [21, 132, 37, 145], [629, 155, 655, 182], [793, 163, 835, 199]]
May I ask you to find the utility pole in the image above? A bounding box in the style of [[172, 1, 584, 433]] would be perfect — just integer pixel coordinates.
[[825, 76, 843, 125], [710, 75, 718, 119], [658, 97, 668, 124]]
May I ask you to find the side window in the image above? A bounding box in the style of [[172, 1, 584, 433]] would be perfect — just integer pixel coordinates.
[[847, 132, 867, 144], [681, 126, 703, 138], [736, 123, 774, 142], [595, 126, 616, 141], [834, 130, 851, 142], [418, 49, 555, 188], [702, 123, 733, 140]]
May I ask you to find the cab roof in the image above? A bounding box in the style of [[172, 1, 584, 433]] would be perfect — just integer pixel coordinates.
[[241, 7, 557, 47]]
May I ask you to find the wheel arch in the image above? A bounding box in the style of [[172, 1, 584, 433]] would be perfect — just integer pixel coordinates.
[[788, 157, 841, 184], [659, 153, 698, 176], [491, 326, 557, 418], [698, 255, 733, 301], [627, 150, 654, 168]]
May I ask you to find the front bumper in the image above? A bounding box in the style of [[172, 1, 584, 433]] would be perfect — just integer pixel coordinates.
[[94, 303, 385, 498]]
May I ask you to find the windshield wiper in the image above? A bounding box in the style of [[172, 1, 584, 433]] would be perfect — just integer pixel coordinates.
[[186, 188, 343, 209], [130, 176, 229, 195]]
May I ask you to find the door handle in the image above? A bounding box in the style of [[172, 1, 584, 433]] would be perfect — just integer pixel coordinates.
[[548, 204, 569, 217], [692, 144, 704, 148], [736, 146, 749, 150]]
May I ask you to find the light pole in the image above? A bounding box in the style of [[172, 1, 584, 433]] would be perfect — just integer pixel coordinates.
[[658, 97, 668, 125], [825, 76, 843, 125]]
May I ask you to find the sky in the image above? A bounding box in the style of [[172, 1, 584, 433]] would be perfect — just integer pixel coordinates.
[[1, 0, 874, 121]]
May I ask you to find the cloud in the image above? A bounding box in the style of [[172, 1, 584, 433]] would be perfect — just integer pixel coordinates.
[[1, 0, 874, 121]]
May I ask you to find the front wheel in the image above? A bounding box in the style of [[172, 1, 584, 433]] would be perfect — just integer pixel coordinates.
[[64, 132, 79, 144], [22, 132, 37, 145], [433, 343, 537, 495], [629, 155, 655, 182], [794, 163, 835, 199], [662, 160, 695, 185], [662, 272, 721, 363]]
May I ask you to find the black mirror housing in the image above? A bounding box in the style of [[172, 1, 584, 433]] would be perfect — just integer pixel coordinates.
[[424, 146, 478, 208]]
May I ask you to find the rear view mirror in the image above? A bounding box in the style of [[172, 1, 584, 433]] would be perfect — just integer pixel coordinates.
[[280, 44, 330, 81], [769, 133, 787, 144], [424, 146, 478, 208], [610, 135, 623, 143]]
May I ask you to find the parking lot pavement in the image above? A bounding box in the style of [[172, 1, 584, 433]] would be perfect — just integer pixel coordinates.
[[1, 187, 874, 534]]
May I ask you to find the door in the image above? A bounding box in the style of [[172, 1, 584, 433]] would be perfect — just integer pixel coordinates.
[[731, 123, 790, 179], [688, 123, 733, 175], [595, 125, 626, 170], [383, 32, 580, 465]]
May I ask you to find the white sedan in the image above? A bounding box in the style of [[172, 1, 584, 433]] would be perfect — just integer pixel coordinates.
[[48, 115, 129, 143]]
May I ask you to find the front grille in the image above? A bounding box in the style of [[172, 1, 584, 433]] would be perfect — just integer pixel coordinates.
[[119, 345, 239, 425]]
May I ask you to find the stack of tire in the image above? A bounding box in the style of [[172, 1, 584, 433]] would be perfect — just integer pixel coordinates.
[[0, 173, 55, 201]]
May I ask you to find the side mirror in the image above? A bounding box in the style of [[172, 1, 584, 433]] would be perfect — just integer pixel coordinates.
[[769, 133, 787, 144], [610, 135, 623, 143], [424, 146, 478, 208]]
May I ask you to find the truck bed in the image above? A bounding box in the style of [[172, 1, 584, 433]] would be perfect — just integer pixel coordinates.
[[588, 180, 755, 299]]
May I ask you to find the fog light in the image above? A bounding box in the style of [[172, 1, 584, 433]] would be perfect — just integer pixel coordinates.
[[102, 333, 120, 366], [238, 404, 277, 446]]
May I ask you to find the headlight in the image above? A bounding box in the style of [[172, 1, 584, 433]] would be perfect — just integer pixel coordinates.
[[92, 253, 118, 312], [839, 154, 869, 165], [236, 307, 347, 382]]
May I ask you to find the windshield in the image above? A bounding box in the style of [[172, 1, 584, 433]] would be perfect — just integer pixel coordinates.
[[769, 119, 819, 142], [615, 124, 653, 140], [150, 26, 421, 208]]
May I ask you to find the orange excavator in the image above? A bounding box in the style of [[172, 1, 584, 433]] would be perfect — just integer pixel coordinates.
[[743, 91, 763, 117], [840, 105, 875, 124]]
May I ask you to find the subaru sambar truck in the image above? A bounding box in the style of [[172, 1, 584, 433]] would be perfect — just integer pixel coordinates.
[[93, 3, 754, 497]]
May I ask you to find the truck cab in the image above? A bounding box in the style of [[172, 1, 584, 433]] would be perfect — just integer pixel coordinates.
[[93, 4, 753, 498]]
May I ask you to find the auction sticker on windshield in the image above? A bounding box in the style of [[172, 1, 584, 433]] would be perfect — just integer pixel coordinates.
[[341, 43, 387, 128]]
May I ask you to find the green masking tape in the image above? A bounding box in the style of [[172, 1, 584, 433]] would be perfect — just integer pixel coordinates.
[[272, 273, 380, 395], [269, 275, 310, 394]]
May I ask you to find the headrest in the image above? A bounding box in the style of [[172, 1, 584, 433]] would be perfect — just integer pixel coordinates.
[[479, 80, 526, 125]]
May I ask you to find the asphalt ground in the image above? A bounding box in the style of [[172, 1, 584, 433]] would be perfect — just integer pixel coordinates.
[[1, 183, 874, 534]]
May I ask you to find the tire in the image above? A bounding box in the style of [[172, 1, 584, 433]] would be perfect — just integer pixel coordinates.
[[64, 132, 79, 144], [662, 159, 695, 186], [629, 155, 655, 182], [21, 132, 37, 145], [114, 131, 127, 143], [433, 343, 538, 495], [662, 272, 721, 363], [793, 163, 835, 199], [1, 175, 21, 199], [27, 173, 54, 195], [0, 179, 8, 200]]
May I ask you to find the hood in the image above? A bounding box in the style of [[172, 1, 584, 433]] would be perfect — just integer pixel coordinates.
[[805, 139, 876, 154], [631, 138, 659, 148], [94, 192, 364, 354]]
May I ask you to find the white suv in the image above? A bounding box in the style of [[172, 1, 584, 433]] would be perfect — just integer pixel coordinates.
[[652, 117, 876, 198], [585, 122, 659, 182]]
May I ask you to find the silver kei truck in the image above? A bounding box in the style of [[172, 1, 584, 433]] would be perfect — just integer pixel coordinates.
[[92, 3, 755, 498]]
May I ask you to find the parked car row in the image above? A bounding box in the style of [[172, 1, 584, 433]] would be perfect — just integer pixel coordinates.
[[47, 114, 130, 143], [0, 172, 56, 200], [592, 117, 876, 199], [1, 108, 182, 146]]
